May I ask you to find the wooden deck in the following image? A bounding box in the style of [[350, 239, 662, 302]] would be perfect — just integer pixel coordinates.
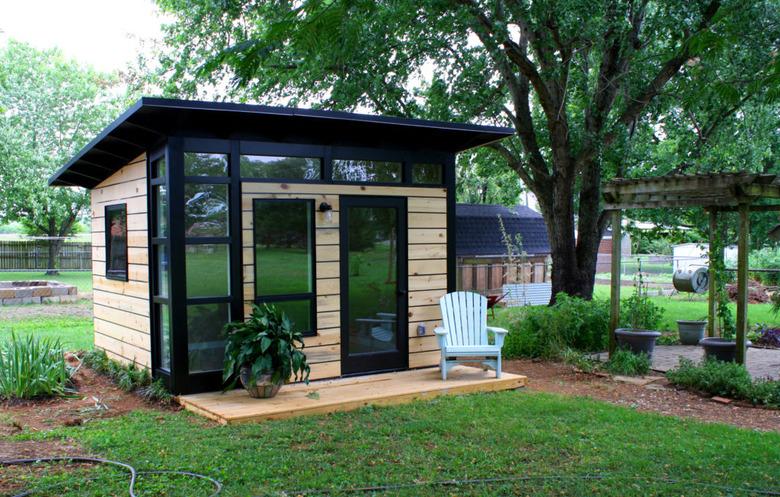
[[178, 366, 527, 424]]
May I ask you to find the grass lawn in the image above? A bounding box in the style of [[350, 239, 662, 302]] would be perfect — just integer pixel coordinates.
[[591, 284, 780, 331], [0, 271, 93, 294], [8, 392, 780, 496], [0, 311, 93, 351]]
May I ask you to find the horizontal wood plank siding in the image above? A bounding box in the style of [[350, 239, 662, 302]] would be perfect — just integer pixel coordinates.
[[242, 181, 446, 379], [90, 154, 151, 368]]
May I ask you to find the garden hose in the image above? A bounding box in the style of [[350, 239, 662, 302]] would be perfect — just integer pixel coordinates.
[[0, 456, 222, 497]]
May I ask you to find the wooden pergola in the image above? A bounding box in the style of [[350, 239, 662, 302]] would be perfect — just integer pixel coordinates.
[[603, 173, 780, 364]]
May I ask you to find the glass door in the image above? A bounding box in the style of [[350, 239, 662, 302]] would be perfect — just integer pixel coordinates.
[[340, 196, 407, 375]]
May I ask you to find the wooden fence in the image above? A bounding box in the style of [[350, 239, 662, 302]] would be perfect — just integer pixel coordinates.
[[458, 261, 551, 295], [0, 239, 92, 271]]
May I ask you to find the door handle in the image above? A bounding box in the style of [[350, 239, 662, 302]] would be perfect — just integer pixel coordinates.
[[399, 289, 408, 296]]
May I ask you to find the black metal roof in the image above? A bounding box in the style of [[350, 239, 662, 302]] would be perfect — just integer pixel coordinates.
[[49, 97, 515, 188], [456, 203, 550, 257]]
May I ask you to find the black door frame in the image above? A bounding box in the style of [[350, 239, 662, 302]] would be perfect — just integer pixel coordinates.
[[339, 195, 408, 375]]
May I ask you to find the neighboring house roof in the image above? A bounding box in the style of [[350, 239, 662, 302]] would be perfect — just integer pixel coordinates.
[[456, 203, 550, 257], [49, 97, 515, 188]]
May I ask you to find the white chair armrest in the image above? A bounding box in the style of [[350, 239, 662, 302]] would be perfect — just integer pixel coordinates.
[[486, 326, 509, 348], [434, 326, 448, 348]]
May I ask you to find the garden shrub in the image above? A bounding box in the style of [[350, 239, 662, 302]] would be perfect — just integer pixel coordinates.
[[748, 247, 780, 286], [666, 358, 780, 407], [604, 349, 651, 376], [559, 347, 601, 373], [83, 349, 171, 402], [0, 333, 73, 399], [502, 293, 610, 359]]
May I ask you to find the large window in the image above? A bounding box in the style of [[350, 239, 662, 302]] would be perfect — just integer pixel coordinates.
[[184, 152, 232, 374], [105, 204, 128, 281], [151, 155, 171, 372], [332, 160, 402, 183], [241, 155, 321, 180], [253, 199, 316, 336]]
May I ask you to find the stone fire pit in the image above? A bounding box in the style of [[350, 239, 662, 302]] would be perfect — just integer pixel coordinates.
[[0, 280, 79, 305]]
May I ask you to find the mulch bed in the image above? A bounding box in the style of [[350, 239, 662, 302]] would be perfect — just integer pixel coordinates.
[[504, 359, 780, 432]]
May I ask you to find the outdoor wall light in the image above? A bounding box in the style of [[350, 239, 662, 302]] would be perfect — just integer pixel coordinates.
[[318, 202, 333, 222]]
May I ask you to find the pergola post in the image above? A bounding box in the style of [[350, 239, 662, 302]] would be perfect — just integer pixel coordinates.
[[736, 202, 750, 364], [609, 209, 622, 357], [707, 209, 718, 338]]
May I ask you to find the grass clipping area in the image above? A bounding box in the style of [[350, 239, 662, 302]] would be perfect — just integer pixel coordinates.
[[7, 391, 780, 496]]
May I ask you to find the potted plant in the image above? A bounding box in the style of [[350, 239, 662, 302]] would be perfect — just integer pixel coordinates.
[[222, 303, 310, 398], [615, 261, 664, 358], [677, 318, 707, 345], [698, 229, 750, 361]]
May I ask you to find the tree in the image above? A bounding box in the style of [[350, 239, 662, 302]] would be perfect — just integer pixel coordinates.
[[0, 41, 125, 274], [154, 0, 779, 299]]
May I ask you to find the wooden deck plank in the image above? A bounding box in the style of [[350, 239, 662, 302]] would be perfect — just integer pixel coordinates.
[[178, 366, 527, 425]]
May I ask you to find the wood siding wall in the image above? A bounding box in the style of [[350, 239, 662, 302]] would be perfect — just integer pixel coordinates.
[[90, 154, 151, 367], [241, 182, 447, 381]]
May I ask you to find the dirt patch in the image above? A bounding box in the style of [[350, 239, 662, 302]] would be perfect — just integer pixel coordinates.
[[0, 299, 92, 320], [505, 359, 780, 432], [0, 358, 173, 435]]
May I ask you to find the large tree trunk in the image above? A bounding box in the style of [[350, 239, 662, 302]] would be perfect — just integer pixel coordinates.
[[536, 158, 604, 303], [45, 238, 62, 276]]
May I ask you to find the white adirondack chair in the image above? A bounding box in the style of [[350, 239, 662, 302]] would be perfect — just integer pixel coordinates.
[[434, 291, 508, 380]]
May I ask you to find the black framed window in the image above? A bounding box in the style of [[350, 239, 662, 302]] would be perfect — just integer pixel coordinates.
[[150, 154, 171, 373], [105, 204, 128, 281], [253, 198, 316, 336], [241, 155, 321, 180], [332, 159, 402, 183], [411, 163, 443, 185], [183, 151, 232, 374]]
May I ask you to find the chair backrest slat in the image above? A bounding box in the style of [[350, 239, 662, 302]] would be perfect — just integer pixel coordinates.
[[440, 291, 488, 346]]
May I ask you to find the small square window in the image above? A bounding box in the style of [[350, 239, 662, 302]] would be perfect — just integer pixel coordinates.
[[332, 160, 401, 183], [105, 204, 128, 281], [412, 163, 443, 184], [185, 152, 228, 176]]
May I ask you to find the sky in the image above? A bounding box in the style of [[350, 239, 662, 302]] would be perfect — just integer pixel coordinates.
[[0, 0, 164, 73]]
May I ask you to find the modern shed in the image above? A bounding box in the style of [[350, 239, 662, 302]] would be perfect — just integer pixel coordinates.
[[49, 98, 513, 394]]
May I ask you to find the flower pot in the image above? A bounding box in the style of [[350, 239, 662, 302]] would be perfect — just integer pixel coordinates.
[[677, 320, 707, 345], [699, 337, 752, 362], [240, 366, 282, 398], [614, 328, 662, 358]]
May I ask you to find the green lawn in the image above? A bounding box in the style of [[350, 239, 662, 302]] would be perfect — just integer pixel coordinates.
[[0, 271, 93, 294], [592, 284, 779, 331], [7, 392, 780, 496], [0, 312, 93, 351]]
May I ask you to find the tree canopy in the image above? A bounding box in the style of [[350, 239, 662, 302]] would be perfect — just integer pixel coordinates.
[[154, 0, 779, 299], [0, 40, 126, 271]]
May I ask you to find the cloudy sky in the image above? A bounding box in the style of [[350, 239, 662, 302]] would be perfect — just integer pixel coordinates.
[[0, 0, 164, 73]]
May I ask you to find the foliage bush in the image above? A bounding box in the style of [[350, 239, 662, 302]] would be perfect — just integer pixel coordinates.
[[604, 349, 651, 376], [502, 294, 610, 359], [748, 247, 780, 286], [666, 358, 780, 407], [82, 349, 171, 403], [0, 332, 73, 399], [559, 347, 601, 373]]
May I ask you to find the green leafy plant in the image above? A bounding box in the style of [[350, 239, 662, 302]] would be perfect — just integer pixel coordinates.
[[667, 358, 753, 399], [666, 358, 780, 407], [82, 349, 155, 394], [560, 347, 601, 374], [0, 332, 73, 399], [223, 303, 310, 390], [710, 228, 736, 339], [621, 259, 664, 330], [502, 293, 610, 359], [605, 349, 651, 377]]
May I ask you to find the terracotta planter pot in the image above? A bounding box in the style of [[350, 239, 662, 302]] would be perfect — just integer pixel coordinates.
[[614, 328, 662, 358], [699, 337, 752, 362], [677, 320, 707, 345], [240, 367, 282, 398]]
